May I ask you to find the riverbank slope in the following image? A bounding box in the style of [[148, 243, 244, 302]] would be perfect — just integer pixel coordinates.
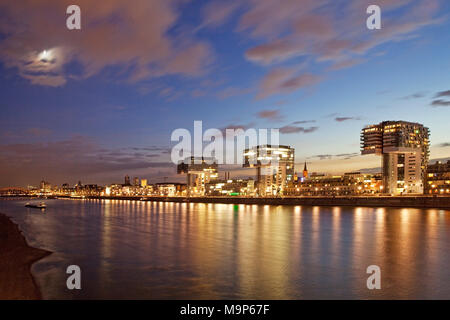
[[0, 213, 51, 299]]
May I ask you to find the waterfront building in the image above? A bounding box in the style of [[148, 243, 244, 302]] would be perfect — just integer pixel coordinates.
[[107, 184, 126, 196], [39, 180, 51, 193], [425, 160, 450, 194], [154, 183, 186, 196], [141, 179, 148, 187], [177, 157, 219, 196], [286, 172, 382, 196], [205, 178, 255, 196], [361, 121, 430, 195], [61, 183, 73, 195], [75, 184, 105, 196], [124, 175, 131, 186], [133, 177, 139, 186], [243, 145, 294, 196]]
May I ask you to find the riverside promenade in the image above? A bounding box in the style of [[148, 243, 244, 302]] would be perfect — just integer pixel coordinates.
[[56, 195, 450, 210]]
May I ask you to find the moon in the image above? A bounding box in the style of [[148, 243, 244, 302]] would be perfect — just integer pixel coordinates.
[[38, 50, 52, 62]]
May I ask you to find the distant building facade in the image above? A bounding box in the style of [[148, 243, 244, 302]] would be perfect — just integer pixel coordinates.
[[425, 160, 450, 195]]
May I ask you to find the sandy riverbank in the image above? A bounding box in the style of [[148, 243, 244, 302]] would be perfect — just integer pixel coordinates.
[[0, 213, 51, 300]]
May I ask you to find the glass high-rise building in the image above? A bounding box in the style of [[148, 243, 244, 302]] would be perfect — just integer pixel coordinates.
[[243, 145, 295, 196]]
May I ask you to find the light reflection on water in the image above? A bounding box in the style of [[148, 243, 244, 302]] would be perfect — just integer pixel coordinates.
[[1, 199, 450, 299]]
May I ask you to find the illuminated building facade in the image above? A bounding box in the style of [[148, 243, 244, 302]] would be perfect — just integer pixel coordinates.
[[286, 172, 382, 196], [39, 180, 51, 193], [154, 183, 186, 196], [425, 160, 450, 194], [177, 157, 219, 196], [361, 121, 429, 195], [205, 179, 255, 196], [243, 145, 294, 196]]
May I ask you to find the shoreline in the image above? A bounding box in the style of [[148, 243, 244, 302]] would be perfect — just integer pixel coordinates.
[[0, 212, 51, 300], [2, 195, 450, 209], [52, 195, 450, 210]]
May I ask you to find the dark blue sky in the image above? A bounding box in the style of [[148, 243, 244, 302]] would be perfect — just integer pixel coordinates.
[[1, 0, 450, 187]]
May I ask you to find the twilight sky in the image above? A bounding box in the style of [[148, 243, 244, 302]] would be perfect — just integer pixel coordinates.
[[1, 0, 450, 187]]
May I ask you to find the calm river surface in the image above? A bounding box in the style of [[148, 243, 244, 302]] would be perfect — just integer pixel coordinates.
[[1, 198, 450, 299]]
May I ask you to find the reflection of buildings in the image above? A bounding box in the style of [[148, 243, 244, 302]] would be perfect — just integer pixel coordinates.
[[361, 121, 430, 195], [425, 160, 450, 194], [286, 172, 382, 196], [177, 157, 219, 196], [243, 145, 294, 196]]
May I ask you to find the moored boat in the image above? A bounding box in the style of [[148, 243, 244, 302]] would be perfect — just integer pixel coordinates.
[[25, 202, 47, 209]]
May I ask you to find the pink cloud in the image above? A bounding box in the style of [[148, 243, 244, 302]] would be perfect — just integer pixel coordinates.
[[246, 40, 305, 65], [258, 68, 321, 99], [239, 0, 445, 97], [256, 109, 283, 121]]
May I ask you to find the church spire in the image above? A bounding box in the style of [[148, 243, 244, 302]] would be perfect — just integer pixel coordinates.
[[302, 161, 308, 179]]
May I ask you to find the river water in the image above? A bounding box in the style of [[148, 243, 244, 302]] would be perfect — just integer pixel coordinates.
[[1, 198, 450, 299]]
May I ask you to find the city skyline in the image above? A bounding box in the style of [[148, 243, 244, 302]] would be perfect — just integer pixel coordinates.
[[1, 0, 450, 187]]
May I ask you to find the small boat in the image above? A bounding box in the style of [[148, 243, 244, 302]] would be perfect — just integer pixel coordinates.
[[25, 202, 47, 209]]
